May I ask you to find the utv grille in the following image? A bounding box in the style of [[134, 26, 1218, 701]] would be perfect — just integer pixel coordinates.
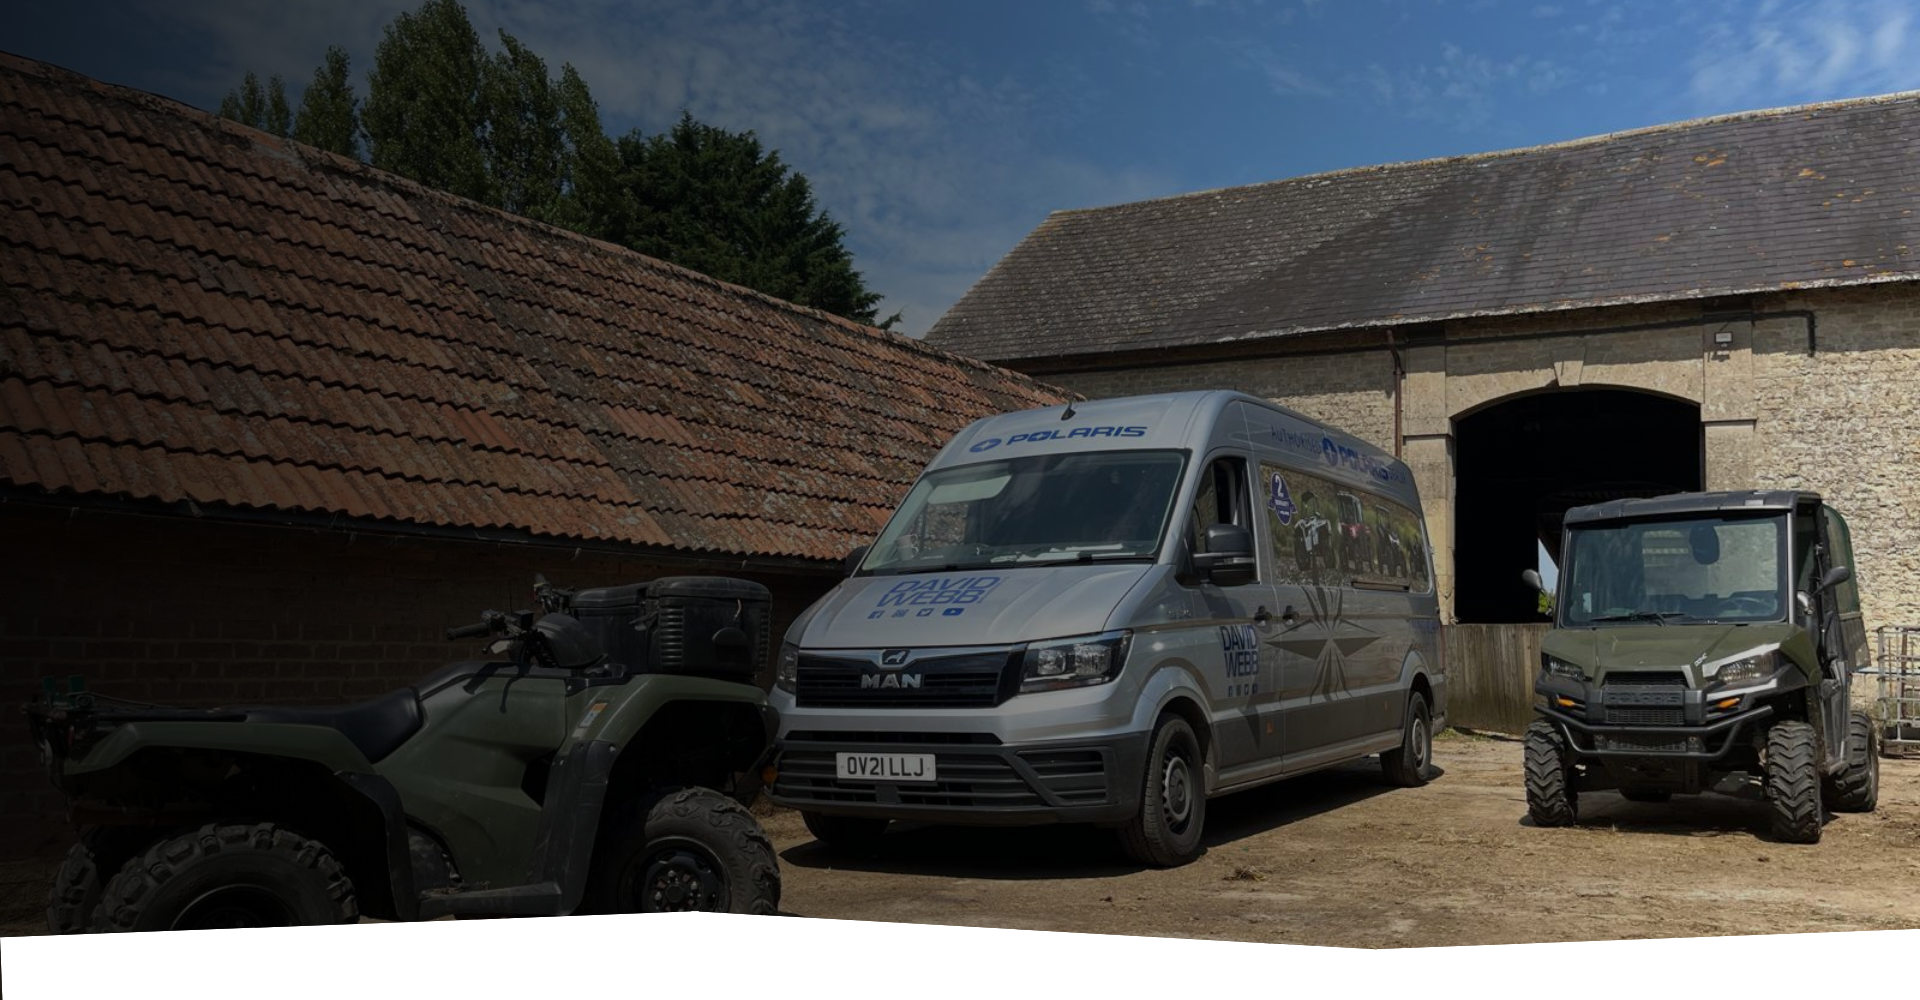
[[1604, 672, 1687, 687], [1603, 733, 1690, 752], [1606, 707, 1686, 726]]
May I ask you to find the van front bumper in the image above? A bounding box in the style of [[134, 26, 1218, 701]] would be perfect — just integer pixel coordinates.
[[768, 730, 1150, 826]]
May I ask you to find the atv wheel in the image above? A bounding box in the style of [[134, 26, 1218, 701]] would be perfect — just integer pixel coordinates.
[[1823, 709, 1879, 813], [47, 826, 155, 934], [1765, 719, 1823, 844], [801, 811, 890, 853], [1117, 715, 1206, 867], [1380, 691, 1433, 787], [585, 787, 780, 915], [92, 821, 357, 932], [1619, 788, 1672, 804], [1522, 720, 1578, 827]]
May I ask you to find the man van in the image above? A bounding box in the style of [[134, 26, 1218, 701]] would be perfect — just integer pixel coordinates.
[[767, 391, 1446, 866]]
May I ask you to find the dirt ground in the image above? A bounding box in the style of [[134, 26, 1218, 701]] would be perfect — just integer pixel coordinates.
[[6, 731, 1916, 945], [762, 731, 1920, 947]]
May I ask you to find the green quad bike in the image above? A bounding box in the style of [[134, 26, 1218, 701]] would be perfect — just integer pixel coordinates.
[[1522, 490, 1879, 844], [26, 574, 782, 933]]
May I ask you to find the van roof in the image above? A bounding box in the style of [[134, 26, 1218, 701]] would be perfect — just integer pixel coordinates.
[[1565, 490, 1820, 524]]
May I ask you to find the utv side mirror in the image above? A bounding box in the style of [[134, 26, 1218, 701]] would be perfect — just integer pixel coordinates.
[[1817, 565, 1852, 592], [1193, 524, 1257, 587], [1521, 569, 1546, 594], [843, 545, 870, 577]]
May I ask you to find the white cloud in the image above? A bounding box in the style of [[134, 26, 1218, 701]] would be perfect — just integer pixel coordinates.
[[1361, 42, 1574, 130], [1682, 0, 1920, 112]]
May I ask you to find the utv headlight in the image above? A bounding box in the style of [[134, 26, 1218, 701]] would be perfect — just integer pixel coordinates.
[[1713, 653, 1774, 686], [774, 641, 800, 693], [1543, 656, 1586, 681], [1020, 631, 1131, 693]]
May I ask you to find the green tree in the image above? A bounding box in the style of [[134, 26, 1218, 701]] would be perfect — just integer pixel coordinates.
[[292, 46, 360, 159], [362, 0, 491, 204], [218, 71, 291, 137], [613, 113, 887, 325], [550, 64, 625, 241], [481, 31, 564, 221]]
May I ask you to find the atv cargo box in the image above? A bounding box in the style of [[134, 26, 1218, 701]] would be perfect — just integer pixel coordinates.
[[571, 576, 771, 682]]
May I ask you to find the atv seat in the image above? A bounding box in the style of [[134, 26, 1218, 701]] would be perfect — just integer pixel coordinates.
[[243, 687, 424, 763]]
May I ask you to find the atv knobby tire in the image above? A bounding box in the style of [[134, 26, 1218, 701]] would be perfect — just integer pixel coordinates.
[[583, 787, 780, 915], [1765, 719, 1824, 844], [47, 826, 155, 934], [1523, 720, 1578, 827], [801, 811, 890, 853], [1823, 709, 1879, 813], [1379, 691, 1433, 787], [1117, 715, 1206, 867], [92, 821, 357, 932]]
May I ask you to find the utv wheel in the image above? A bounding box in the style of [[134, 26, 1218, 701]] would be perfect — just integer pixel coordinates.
[[92, 821, 357, 932], [1823, 710, 1879, 813], [1380, 691, 1433, 787], [1765, 720, 1823, 844], [1523, 720, 1578, 827], [1117, 715, 1206, 867], [47, 826, 155, 934], [801, 811, 890, 853], [1619, 788, 1672, 804], [585, 787, 780, 916]]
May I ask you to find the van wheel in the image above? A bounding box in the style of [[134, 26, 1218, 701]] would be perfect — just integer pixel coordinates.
[[92, 821, 357, 932], [1117, 716, 1206, 867], [47, 826, 155, 934], [1522, 720, 1578, 827], [1380, 691, 1432, 787], [1765, 720, 1823, 844], [801, 812, 890, 853], [1822, 710, 1879, 813]]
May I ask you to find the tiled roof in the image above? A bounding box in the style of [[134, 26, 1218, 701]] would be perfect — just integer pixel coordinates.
[[927, 92, 1920, 362], [0, 54, 1070, 562]]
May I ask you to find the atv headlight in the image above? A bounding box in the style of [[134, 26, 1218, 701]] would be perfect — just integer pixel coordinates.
[[1543, 655, 1586, 681], [1020, 631, 1130, 693], [1713, 653, 1774, 686], [775, 641, 800, 693]]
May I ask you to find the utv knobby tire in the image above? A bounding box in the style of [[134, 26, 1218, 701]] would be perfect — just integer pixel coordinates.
[[1117, 716, 1206, 867], [1523, 720, 1578, 827], [46, 826, 156, 934], [92, 821, 357, 932], [1380, 691, 1433, 787], [801, 811, 890, 853], [1823, 710, 1879, 813], [583, 787, 780, 915], [1765, 720, 1824, 844]]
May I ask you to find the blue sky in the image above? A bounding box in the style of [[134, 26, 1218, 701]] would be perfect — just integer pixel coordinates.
[[12, 1, 1920, 335]]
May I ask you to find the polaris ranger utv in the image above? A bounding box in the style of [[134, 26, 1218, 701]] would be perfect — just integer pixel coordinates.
[[1522, 490, 1879, 843], [26, 575, 782, 932]]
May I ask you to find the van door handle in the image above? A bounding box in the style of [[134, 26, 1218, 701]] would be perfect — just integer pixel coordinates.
[[1254, 606, 1271, 625], [1281, 605, 1297, 624]]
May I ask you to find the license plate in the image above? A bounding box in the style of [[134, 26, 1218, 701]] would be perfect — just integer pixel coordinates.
[[835, 752, 937, 783]]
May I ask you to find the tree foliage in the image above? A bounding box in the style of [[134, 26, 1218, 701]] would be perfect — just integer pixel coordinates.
[[213, 0, 889, 325]]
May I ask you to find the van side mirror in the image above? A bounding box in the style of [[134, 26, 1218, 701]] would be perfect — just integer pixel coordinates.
[[1193, 524, 1257, 587], [1521, 569, 1546, 594], [843, 545, 869, 577], [1817, 565, 1851, 592]]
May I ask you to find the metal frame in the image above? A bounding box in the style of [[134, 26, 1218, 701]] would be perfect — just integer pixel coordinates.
[[1866, 626, 1920, 758]]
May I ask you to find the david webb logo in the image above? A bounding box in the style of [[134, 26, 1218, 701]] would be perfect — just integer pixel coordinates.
[[867, 576, 1003, 619]]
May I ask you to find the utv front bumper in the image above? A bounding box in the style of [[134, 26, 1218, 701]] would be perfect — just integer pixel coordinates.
[[1535, 671, 1788, 762]]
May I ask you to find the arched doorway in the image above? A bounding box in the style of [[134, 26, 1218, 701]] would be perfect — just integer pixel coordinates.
[[1453, 388, 1702, 623]]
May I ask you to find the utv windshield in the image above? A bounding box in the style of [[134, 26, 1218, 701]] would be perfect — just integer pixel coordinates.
[[1559, 512, 1788, 626], [859, 450, 1187, 575]]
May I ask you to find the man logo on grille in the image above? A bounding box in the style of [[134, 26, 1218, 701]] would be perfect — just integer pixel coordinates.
[[880, 649, 912, 668]]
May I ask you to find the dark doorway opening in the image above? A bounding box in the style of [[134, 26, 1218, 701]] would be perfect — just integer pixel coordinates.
[[1453, 388, 1701, 623]]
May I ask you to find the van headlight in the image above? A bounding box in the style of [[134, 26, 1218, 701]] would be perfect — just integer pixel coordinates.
[[1713, 653, 1774, 687], [775, 641, 800, 693], [1543, 656, 1586, 681], [1020, 631, 1130, 693]]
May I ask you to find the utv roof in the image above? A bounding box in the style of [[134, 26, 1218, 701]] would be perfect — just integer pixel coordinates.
[[1565, 490, 1820, 525]]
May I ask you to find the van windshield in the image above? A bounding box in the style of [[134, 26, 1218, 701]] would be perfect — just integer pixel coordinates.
[[1559, 513, 1788, 626], [860, 450, 1187, 574]]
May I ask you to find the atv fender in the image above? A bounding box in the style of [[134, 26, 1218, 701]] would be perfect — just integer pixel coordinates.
[[64, 721, 375, 777]]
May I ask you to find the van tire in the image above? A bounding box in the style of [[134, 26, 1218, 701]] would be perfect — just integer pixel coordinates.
[[1523, 720, 1578, 827], [1765, 720, 1823, 844], [1118, 716, 1206, 868], [801, 811, 890, 853], [1380, 691, 1432, 787], [1822, 710, 1879, 813]]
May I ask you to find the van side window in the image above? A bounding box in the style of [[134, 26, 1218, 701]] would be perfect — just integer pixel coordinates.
[[1189, 457, 1249, 554], [1261, 462, 1431, 593]]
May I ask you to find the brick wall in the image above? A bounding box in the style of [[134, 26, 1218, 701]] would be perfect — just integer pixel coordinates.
[[0, 500, 840, 863]]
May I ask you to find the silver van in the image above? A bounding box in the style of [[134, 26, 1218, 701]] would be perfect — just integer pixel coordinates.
[[767, 391, 1445, 866]]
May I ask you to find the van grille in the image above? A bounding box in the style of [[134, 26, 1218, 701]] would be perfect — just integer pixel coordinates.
[[795, 650, 1016, 708]]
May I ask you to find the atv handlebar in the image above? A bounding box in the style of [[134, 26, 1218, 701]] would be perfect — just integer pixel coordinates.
[[445, 621, 494, 641]]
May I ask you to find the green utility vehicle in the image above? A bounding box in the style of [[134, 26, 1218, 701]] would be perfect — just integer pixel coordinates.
[[26, 575, 781, 932], [1522, 490, 1879, 843]]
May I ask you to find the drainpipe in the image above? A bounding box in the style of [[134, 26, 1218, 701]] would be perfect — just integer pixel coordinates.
[[1388, 329, 1405, 458]]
